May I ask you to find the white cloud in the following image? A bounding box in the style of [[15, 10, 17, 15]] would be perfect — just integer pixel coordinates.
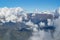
[[0, 7, 60, 40], [33, 8, 41, 13], [47, 19, 53, 26], [55, 7, 60, 14], [54, 17, 60, 40], [17, 16, 23, 22], [0, 7, 24, 23], [25, 20, 35, 27], [42, 11, 52, 14], [0, 7, 60, 23], [5, 15, 17, 22], [25, 20, 38, 31], [39, 22, 45, 27]]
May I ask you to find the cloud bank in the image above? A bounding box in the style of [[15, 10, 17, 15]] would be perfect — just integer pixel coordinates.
[[0, 7, 60, 23], [0, 7, 60, 40]]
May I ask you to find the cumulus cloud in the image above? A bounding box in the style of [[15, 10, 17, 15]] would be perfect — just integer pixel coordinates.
[[55, 7, 60, 14], [5, 15, 17, 22], [25, 20, 38, 31], [42, 11, 53, 14], [0, 7, 60, 40], [47, 19, 53, 26], [0, 7, 60, 23], [25, 20, 38, 27], [17, 16, 23, 22], [39, 22, 45, 27], [0, 7, 24, 23], [54, 7, 60, 18], [53, 17, 60, 40], [33, 8, 41, 13]]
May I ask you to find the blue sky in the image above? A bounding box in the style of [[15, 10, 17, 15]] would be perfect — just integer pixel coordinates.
[[0, 0, 60, 12]]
